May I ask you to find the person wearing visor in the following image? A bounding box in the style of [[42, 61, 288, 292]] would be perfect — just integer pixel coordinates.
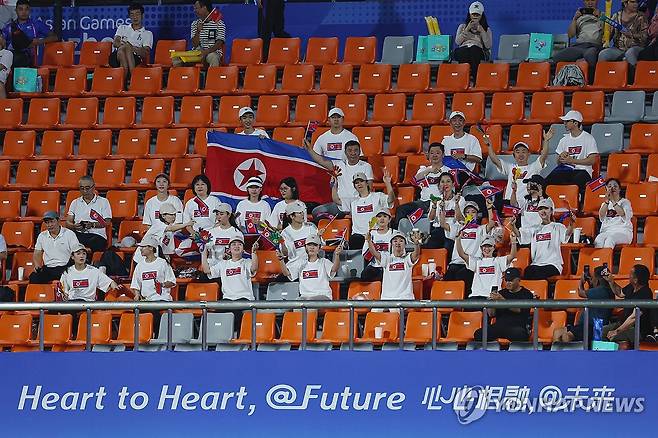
[[309, 107, 358, 161], [441, 111, 482, 173], [61, 243, 119, 302], [30, 211, 80, 284], [236, 107, 269, 138], [456, 234, 517, 299], [360, 208, 394, 282], [134, 203, 193, 265], [235, 176, 272, 233], [207, 202, 243, 263]]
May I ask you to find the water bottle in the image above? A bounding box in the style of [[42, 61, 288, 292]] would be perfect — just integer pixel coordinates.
[[593, 318, 603, 341]]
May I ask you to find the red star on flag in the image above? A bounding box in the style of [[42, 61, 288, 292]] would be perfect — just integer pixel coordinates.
[[238, 160, 265, 186]]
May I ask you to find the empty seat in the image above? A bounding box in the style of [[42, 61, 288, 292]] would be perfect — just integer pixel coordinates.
[[92, 159, 126, 188], [229, 38, 263, 66], [274, 311, 317, 344], [278, 64, 315, 95], [78, 41, 112, 69], [318, 64, 353, 94], [625, 183, 658, 216], [116, 129, 150, 158], [40, 130, 74, 159], [395, 63, 430, 93], [170, 157, 203, 187], [124, 66, 163, 96], [388, 125, 423, 156], [127, 159, 165, 187], [606, 153, 641, 184], [99, 97, 136, 129], [152, 39, 186, 68], [0, 314, 32, 348], [164, 66, 200, 95], [266, 37, 301, 67], [106, 190, 138, 219], [61, 97, 98, 129], [380, 36, 414, 65], [0, 98, 23, 130], [355, 312, 399, 343], [591, 122, 624, 155], [430, 280, 465, 313], [231, 312, 276, 345], [77, 129, 111, 159], [242, 64, 277, 95], [139, 96, 174, 128], [174, 95, 213, 128], [434, 63, 470, 92], [255, 95, 290, 128], [627, 123, 658, 154], [2, 221, 34, 250], [342, 36, 377, 65], [406, 93, 445, 125], [642, 216, 658, 247], [546, 184, 579, 211], [334, 93, 367, 126], [570, 91, 605, 124], [368, 93, 406, 126], [304, 37, 338, 66], [496, 34, 530, 64], [618, 247, 655, 277], [2, 130, 35, 159], [352, 126, 383, 156], [472, 63, 509, 92], [525, 91, 564, 124], [440, 311, 482, 344], [25, 191, 59, 220], [644, 91, 658, 122], [23, 98, 61, 130], [152, 128, 189, 158], [214, 95, 251, 128], [202, 65, 239, 95], [451, 92, 485, 124], [511, 62, 550, 91], [605, 90, 645, 123], [87, 67, 125, 97], [52, 160, 89, 189], [49, 66, 87, 97], [646, 153, 658, 180], [0, 191, 21, 220], [42, 41, 75, 68], [588, 61, 628, 91], [108, 312, 153, 346], [150, 313, 194, 346], [291, 94, 328, 126], [315, 311, 356, 345], [487, 91, 525, 124], [630, 61, 658, 90], [14, 160, 49, 188], [574, 248, 613, 277], [357, 64, 392, 93]]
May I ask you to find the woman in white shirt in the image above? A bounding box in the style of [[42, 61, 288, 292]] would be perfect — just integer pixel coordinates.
[[183, 174, 223, 233], [595, 178, 633, 248], [281, 200, 320, 263], [360, 208, 394, 281], [236, 107, 269, 138], [269, 177, 307, 229], [235, 176, 272, 233], [279, 235, 342, 300], [428, 172, 465, 251], [134, 202, 192, 265], [61, 243, 119, 302], [511, 174, 554, 236], [207, 203, 243, 264], [453, 1, 493, 81], [456, 235, 517, 299], [143, 173, 184, 226]]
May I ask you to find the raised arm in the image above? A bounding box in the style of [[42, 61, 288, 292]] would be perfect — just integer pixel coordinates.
[[250, 242, 259, 275], [330, 242, 343, 276], [277, 250, 292, 279], [455, 234, 469, 265], [485, 198, 497, 232], [303, 138, 334, 171], [383, 168, 396, 206], [505, 236, 518, 264], [485, 135, 502, 171], [540, 127, 553, 166], [365, 231, 382, 264], [410, 231, 422, 264]]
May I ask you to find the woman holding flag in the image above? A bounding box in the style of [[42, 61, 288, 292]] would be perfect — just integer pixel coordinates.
[[281, 200, 321, 263], [598, 0, 649, 65], [360, 208, 394, 281], [133, 202, 194, 266], [595, 178, 634, 248], [427, 172, 465, 251], [236, 176, 272, 234]]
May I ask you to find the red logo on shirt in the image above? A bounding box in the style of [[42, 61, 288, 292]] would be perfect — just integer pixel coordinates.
[[226, 267, 242, 276], [194, 210, 209, 218], [302, 270, 319, 279], [142, 271, 157, 280], [536, 233, 552, 242], [388, 262, 405, 271], [512, 168, 528, 180], [478, 266, 496, 275], [374, 242, 389, 252], [72, 279, 89, 288], [568, 146, 582, 155], [527, 205, 539, 212], [445, 209, 455, 218], [356, 204, 374, 214], [606, 210, 618, 218], [294, 238, 307, 249], [246, 211, 261, 222], [155, 210, 161, 219], [427, 176, 439, 185], [215, 237, 230, 245], [462, 231, 477, 239], [327, 142, 342, 151], [162, 236, 170, 246], [451, 148, 465, 156]]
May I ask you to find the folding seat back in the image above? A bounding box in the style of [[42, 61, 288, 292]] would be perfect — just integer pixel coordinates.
[[535, 310, 567, 342], [631, 61, 658, 90], [53, 160, 89, 189], [380, 36, 414, 65], [229, 38, 263, 66], [395, 63, 430, 92], [488, 91, 525, 124], [319, 311, 355, 343], [591, 61, 628, 90], [0, 191, 21, 219], [216, 95, 251, 128], [51, 66, 87, 96], [360, 312, 399, 341], [643, 216, 658, 247], [575, 248, 613, 276], [77, 129, 111, 159], [165, 66, 200, 94], [272, 127, 304, 146], [42, 41, 75, 67], [15, 160, 49, 187], [117, 129, 150, 157], [546, 184, 579, 210], [442, 311, 482, 342], [404, 311, 440, 342], [473, 63, 509, 91], [2, 221, 34, 249], [25, 283, 55, 303], [25, 98, 60, 129], [0, 98, 24, 130], [625, 183, 658, 216], [74, 312, 113, 344], [267, 37, 301, 66], [126, 66, 163, 95], [255, 95, 290, 127], [496, 34, 530, 63], [628, 123, 658, 153], [342, 36, 377, 64], [513, 62, 550, 91], [89, 67, 125, 96], [154, 128, 189, 158], [242, 64, 277, 94], [413, 249, 448, 277], [388, 125, 422, 155], [106, 190, 138, 219], [26, 191, 60, 218], [293, 94, 328, 125], [92, 159, 126, 188], [318, 218, 351, 244], [646, 153, 658, 180], [277, 311, 317, 343], [451, 92, 485, 124], [101, 97, 136, 129], [318, 64, 353, 94], [304, 37, 339, 66], [62, 97, 99, 129], [176, 95, 213, 127], [234, 312, 276, 343], [352, 126, 383, 156], [0, 314, 32, 345], [78, 41, 112, 68], [279, 64, 315, 94], [428, 125, 454, 145], [527, 91, 565, 124], [606, 90, 645, 123], [2, 130, 35, 158], [591, 122, 624, 155], [129, 159, 165, 184], [40, 314, 73, 345], [520, 279, 548, 300], [435, 63, 470, 92], [508, 124, 543, 153], [203, 65, 239, 94], [402, 154, 430, 184], [153, 39, 186, 67], [253, 250, 283, 282], [140, 96, 175, 128], [334, 93, 366, 126], [571, 91, 605, 124], [185, 283, 220, 302], [408, 93, 445, 125], [40, 130, 74, 158], [370, 92, 405, 125], [605, 153, 641, 184], [430, 281, 465, 312], [619, 247, 655, 276], [110, 313, 153, 345], [357, 64, 392, 93]]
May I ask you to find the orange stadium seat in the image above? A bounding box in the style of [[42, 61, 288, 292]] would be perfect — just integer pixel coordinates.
[[242, 64, 277, 95], [606, 153, 641, 184], [507, 124, 543, 153], [413, 249, 448, 280], [291, 94, 328, 126], [253, 250, 283, 282], [87, 67, 125, 97], [434, 63, 470, 92], [99, 97, 136, 129], [430, 281, 465, 313], [451, 92, 485, 124], [510, 247, 531, 273], [471, 124, 503, 158], [369, 155, 399, 187], [164, 66, 200, 95], [2, 130, 36, 159], [334, 93, 366, 126], [170, 157, 203, 188], [406, 93, 445, 125], [22, 98, 60, 130], [14, 160, 49, 189], [124, 66, 163, 96], [618, 247, 655, 278], [61, 97, 99, 129], [118, 220, 148, 246], [190, 127, 212, 157], [0, 160, 8, 188], [535, 310, 567, 344], [0, 191, 21, 220], [267, 37, 301, 67], [40, 129, 74, 159], [629, 61, 658, 90], [368, 93, 406, 126], [304, 37, 338, 66], [550, 61, 589, 91], [588, 61, 628, 91], [353, 126, 383, 156], [546, 185, 579, 211], [642, 217, 658, 247], [402, 154, 429, 184], [627, 124, 658, 154], [152, 128, 189, 159], [181, 283, 219, 316], [0, 314, 33, 348], [22, 283, 54, 307], [49, 66, 87, 97], [42, 41, 75, 68], [106, 190, 138, 219], [395, 185, 416, 208], [229, 38, 263, 67], [318, 64, 353, 94], [440, 311, 482, 344], [0, 99, 23, 130], [395, 63, 430, 93], [201, 65, 239, 95], [152, 39, 186, 68], [646, 154, 658, 180], [116, 129, 150, 158], [472, 63, 509, 92], [127, 158, 165, 187], [273, 127, 304, 146], [78, 41, 112, 69], [213, 95, 251, 128], [108, 313, 153, 346], [65, 312, 113, 349], [525, 91, 565, 124], [625, 183, 658, 216], [511, 62, 550, 92], [319, 218, 351, 246], [31, 314, 73, 349], [342, 36, 377, 65], [231, 312, 276, 345], [174, 95, 213, 128], [428, 125, 453, 145], [255, 95, 290, 128], [2, 221, 34, 251], [388, 125, 423, 156], [575, 248, 613, 277], [355, 312, 399, 344], [51, 160, 89, 189], [404, 311, 441, 344], [93, 159, 126, 189], [582, 188, 608, 216], [279, 64, 315, 94], [315, 311, 356, 345], [570, 91, 605, 124], [357, 64, 392, 93], [554, 279, 585, 313], [8, 251, 34, 285], [140, 96, 174, 128], [487, 91, 525, 125], [520, 279, 548, 300], [274, 311, 318, 344], [347, 281, 381, 302]]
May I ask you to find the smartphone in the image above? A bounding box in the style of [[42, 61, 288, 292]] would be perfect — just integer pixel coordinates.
[[602, 262, 609, 277], [579, 7, 594, 15], [584, 264, 591, 278], [490, 286, 499, 296]]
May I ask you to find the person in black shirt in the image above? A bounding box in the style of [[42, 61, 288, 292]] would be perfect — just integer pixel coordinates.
[[473, 267, 533, 341], [603, 264, 654, 348]]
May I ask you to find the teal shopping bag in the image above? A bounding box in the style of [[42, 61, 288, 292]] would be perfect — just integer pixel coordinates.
[[416, 35, 428, 62], [13, 67, 41, 93], [427, 35, 451, 61], [528, 33, 554, 60]]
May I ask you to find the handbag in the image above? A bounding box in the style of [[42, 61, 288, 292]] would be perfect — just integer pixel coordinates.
[[528, 32, 554, 60], [13, 67, 41, 93], [416, 35, 428, 62], [427, 34, 451, 61]]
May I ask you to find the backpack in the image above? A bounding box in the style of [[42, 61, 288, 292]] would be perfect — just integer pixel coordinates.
[[552, 64, 585, 87], [13, 67, 42, 93]]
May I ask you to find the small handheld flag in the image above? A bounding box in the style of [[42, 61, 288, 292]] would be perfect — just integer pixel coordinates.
[[479, 183, 502, 199], [502, 204, 521, 217], [305, 120, 320, 142], [407, 207, 424, 225], [204, 7, 223, 23], [587, 176, 606, 192], [368, 216, 379, 230]]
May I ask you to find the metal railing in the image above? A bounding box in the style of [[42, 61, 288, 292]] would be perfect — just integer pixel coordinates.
[[2, 300, 655, 352]]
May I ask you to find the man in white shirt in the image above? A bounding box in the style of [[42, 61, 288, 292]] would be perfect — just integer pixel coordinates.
[[546, 110, 599, 196], [110, 2, 153, 73], [0, 34, 12, 99], [30, 211, 80, 284], [65, 176, 113, 252], [306, 139, 374, 220], [442, 111, 482, 173], [236, 107, 269, 138], [312, 108, 358, 160], [172, 0, 226, 67]]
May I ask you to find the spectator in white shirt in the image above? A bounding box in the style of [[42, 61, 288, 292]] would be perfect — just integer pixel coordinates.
[[0, 33, 12, 99], [65, 176, 113, 252], [395, 142, 451, 225], [61, 243, 119, 302], [30, 211, 80, 284], [307, 139, 374, 220], [134, 202, 193, 266], [279, 235, 342, 300], [595, 178, 634, 248], [360, 208, 394, 281], [429, 172, 466, 251], [207, 203, 243, 264], [311, 107, 358, 160], [281, 200, 320, 263], [456, 235, 517, 299], [236, 107, 269, 138], [172, 0, 226, 67], [183, 174, 223, 233], [511, 174, 554, 236], [442, 111, 482, 173], [235, 176, 272, 232], [546, 110, 599, 195], [269, 177, 307, 229], [143, 173, 184, 226], [110, 2, 153, 73]]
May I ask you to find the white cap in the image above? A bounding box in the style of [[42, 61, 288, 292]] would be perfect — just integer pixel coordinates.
[[238, 107, 255, 118], [159, 202, 178, 216], [463, 201, 480, 212], [469, 1, 484, 14], [480, 236, 495, 247], [559, 110, 583, 123], [538, 198, 554, 209], [328, 107, 345, 118], [285, 200, 306, 215], [352, 172, 368, 182], [138, 235, 160, 248], [246, 176, 263, 188], [213, 203, 233, 214], [71, 243, 87, 254], [305, 235, 322, 246], [449, 111, 466, 120], [390, 231, 407, 245], [229, 235, 245, 245], [375, 208, 391, 217]]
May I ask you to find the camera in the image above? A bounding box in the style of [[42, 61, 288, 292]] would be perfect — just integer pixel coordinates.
[[579, 7, 594, 15]]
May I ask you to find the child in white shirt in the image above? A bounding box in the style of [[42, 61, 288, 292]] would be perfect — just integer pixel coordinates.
[[235, 176, 272, 232]]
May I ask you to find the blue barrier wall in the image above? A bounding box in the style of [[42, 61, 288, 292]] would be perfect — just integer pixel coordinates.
[[0, 351, 655, 436], [31, 0, 623, 60]]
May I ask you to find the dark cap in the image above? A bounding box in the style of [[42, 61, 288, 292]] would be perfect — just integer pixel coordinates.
[[504, 267, 521, 281], [522, 174, 545, 185]]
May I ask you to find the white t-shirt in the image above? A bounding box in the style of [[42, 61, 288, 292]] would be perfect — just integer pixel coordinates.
[[0, 234, 7, 254], [208, 258, 255, 301], [269, 200, 307, 229], [0, 49, 12, 83], [441, 133, 482, 172], [207, 225, 243, 263], [235, 199, 272, 231], [381, 253, 416, 300], [518, 196, 552, 234], [414, 165, 451, 201], [237, 129, 269, 138], [281, 223, 319, 263], [130, 257, 176, 302], [362, 228, 393, 268], [60, 265, 113, 302], [132, 220, 175, 265], [448, 222, 486, 265], [600, 198, 633, 235], [468, 256, 509, 298], [312, 129, 358, 160], [350, 192, 392, 236], [35, 227, 80, 268], [499, 159, 545, 200], [67, 195, 113, 239], [555, 131, 599, 176], [334, 160, 374, 211], [431, 196, 467, 230], [114, 24, 154, 50], [183, 195, 223, 232], [519, 222, 569, 272], [142, 194, 184, 226], [287, 258, 335, 299]]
